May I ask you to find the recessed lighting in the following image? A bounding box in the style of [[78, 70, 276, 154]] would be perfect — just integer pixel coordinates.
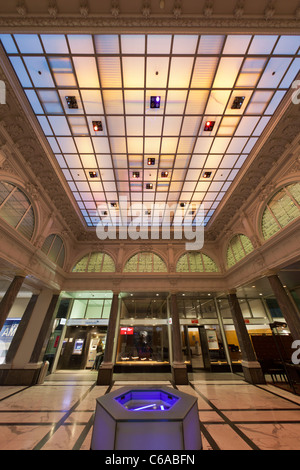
[[89, 171, 98, 178], [147, 158, 155, 165], [132, 171, 140, 178], [146, 183, 153, 189], [180, 202, 186, 207], [259, 293, 263, 296], [231, 96, 245, 110], [111, 202, 117, 208], [150, 96, 161, 108], [203, 171, 212, 179], [92, 121, 103, 131], [65, 96, 78, 109], [161, 171, 169, 177], [204, 120, 215, 131]]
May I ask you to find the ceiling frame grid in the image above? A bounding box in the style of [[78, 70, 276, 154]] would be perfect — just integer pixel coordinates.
[[1, 32, 299, 228]]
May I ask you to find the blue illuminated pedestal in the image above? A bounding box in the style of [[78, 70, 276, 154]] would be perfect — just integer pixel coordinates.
[[91, 386, 202, 450]]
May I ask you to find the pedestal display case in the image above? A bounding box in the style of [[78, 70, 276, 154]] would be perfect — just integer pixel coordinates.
[[91, 385, 202, 450]]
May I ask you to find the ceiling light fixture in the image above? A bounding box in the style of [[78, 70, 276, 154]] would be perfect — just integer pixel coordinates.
[[65, 96, 78, 109], [161, 171, 169, 177], [132, 171, 140, 178], [231, 96, 245, 109], [92, 121, 103, 131], [146, 183, 153, 189], [147, 158, 155, 165], [203, 171, 212, 179], [150, 96, 161, 108], [204, 120, 215, 131], [89, 171, 98, 178]]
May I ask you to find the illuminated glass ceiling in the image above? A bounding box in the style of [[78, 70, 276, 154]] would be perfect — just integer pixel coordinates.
[[1, 33, 300, 228]]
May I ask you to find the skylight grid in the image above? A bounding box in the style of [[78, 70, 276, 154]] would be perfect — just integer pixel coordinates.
[[1, 32, 299, 228]]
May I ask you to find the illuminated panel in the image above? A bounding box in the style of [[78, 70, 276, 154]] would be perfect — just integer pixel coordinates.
[[1, 32, 299, 230]]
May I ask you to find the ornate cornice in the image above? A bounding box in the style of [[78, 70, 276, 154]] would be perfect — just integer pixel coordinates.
[[210, 99, 300, 240], [0, 16, 299, 31], [0, 65, 85, 240]]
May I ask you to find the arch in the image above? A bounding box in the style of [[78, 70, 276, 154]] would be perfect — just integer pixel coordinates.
[[72, 251, 115, 273], [0, 180, 35, 241], [261, 182, 300, 241], [123, 251, 167, 273], [176, 252, 219, 273], [41, 234, 65, 268], [226, 234, 254, 269]]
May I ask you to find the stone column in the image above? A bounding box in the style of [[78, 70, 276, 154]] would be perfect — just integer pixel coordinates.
[[227, 290, 265, 384], [5, 294, 39, 363], [170, 293, 188, 385], [213, 297, 233, 373], [29, 294, 60, 363], [0, 275, 25, 332], [0, 288, 56, 385], [97, 292, 120, 385], [267, 273, 300, 341]]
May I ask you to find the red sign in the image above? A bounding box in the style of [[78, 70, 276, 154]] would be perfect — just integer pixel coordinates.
[[120, 327, 134, 335], [191, 320, 199, 324], [54, 335, 60, 347]]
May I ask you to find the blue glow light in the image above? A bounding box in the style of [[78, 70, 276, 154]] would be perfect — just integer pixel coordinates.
[[132, 404, 157, 411], [115, 389, 179, 411]]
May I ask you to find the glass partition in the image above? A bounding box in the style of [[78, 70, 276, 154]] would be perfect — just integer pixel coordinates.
[[116, 325, 169, 364]]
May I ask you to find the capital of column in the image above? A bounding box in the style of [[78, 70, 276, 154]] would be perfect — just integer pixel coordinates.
[[263, 269, 278, 278], [228, 288, 237, 295]]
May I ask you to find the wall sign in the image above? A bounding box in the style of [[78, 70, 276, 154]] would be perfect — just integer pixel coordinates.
[[120, 327, 134, 335]]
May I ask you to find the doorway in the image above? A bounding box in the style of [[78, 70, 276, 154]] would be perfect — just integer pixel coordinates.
[[182, 326, 204, 369], [57, 325, 107, 370]]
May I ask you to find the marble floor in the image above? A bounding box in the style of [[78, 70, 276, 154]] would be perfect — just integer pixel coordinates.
[[0, 370, 300, 451]]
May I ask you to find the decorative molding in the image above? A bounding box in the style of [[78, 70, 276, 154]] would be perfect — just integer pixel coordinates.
[[48, 0, 58, 18], [142, 1, 151, 18], [16, 1, 27, 16], [0, 15, 300, 30], [79, 1, 89, 18]]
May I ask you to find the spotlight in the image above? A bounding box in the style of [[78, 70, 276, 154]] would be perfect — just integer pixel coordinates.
[[89, 171, 98, 178], [203, 171, 212, 178], [231, 96, 245, 110], [204, 120, 215, 131], [65, 96, 78, 109], [150, 96, 161, 108], [92, 121, 103, 131], [147, 158, 155, 165]]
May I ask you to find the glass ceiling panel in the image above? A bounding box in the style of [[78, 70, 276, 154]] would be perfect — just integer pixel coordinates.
[[1, 33, 299, 229]]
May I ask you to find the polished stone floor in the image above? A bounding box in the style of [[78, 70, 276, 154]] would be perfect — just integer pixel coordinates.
[[0, 370, 300, 450]]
